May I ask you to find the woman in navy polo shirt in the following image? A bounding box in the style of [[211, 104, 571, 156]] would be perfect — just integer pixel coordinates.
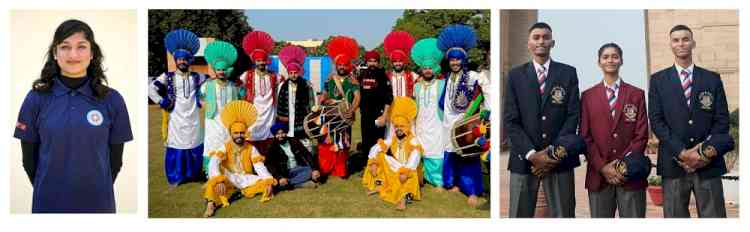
[[13, 19, 133, 213]]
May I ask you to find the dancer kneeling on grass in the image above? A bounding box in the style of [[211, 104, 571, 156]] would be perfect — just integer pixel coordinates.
[[362, 97, 422, 210], [266, 123, 321, 192], [203, 100, 277, 217]]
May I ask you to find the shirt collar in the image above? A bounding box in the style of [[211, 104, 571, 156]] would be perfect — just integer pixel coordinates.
[[532, 58, 551, 72], [52, 75, 96, 99], [675, 63, 695, 77], [175, 69, 190, 77], [603, 77, 621, 90]]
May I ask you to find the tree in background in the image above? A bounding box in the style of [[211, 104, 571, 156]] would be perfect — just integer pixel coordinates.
[[149, 10, 489, 79], [379, 10, 490, 71], [148, 10, 253, 79]]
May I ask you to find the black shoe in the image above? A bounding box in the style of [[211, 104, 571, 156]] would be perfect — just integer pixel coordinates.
[[405, 193, 414, 204]]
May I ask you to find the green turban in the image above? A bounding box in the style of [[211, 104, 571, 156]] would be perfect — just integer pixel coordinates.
[[204, 40, 238, 76], [410, 38, 444, 75]]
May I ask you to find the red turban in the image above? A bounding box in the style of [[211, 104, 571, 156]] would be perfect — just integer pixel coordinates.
[[364, 50, 380, 61]]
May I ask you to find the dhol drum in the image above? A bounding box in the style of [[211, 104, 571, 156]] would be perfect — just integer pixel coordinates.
[[303, 101, 353, 139], [451, 113, 490, 157]]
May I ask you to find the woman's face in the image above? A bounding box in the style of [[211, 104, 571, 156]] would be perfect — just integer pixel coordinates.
[[598, 47, 622, 74], [55, 32, 92, 77]]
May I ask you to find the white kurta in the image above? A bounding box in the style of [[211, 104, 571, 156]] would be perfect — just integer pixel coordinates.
[[390, 71, 418, 97], [415, 79, 446, 159], [368, 137, 421, 172], [385, 71, 417, 141], [241, 70, 276, 141], [149, 71, 204, 149], [207, 145, 273, 189], [284, 81, 298, 138], [443, 70, 487, 152], [201, 80, 239, 154]]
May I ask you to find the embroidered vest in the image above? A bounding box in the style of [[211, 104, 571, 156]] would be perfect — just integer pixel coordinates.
[[243, 69, 281, 105], [165, 71, 203, 111], [219, 142, 255, 175], [204, 79, 241, 119], [387, 71, 416, 97], [377, 135, 423, 164]]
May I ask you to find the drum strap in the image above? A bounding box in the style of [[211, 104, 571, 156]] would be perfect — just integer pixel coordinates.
[[333, 75, 347, 100]]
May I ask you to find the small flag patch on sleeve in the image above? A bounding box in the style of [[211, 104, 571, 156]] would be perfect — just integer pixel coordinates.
[[16, 122, 27, 131]]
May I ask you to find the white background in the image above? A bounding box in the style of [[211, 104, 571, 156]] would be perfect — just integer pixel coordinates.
[[8, 9, 139, 214]]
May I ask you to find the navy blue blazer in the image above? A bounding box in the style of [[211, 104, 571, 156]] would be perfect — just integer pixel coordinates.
[[503, 60, 582, 174], [648, 65, 730, 178]]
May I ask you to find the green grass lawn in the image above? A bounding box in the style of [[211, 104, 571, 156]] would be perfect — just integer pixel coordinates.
[[148, 105, 489, 218]]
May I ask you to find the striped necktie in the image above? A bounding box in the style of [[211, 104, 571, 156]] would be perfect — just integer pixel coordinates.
[[681, 70, 692, 107], [606, 84, 619, 118], [537, 66, 547, 94]]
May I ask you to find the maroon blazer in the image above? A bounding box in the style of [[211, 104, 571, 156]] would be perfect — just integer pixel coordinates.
[[581, 81, 649, 192]]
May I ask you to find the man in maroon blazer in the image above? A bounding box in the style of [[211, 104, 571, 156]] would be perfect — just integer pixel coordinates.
[[580, 43, 649, 218]]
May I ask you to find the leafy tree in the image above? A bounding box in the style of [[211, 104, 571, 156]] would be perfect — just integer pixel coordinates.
[[379, 10, 490, 71], [148, 10, 253, 78]]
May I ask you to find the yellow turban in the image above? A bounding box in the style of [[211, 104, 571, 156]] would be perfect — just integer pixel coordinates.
[[221, 100, 257, 135], [389, 97, 417, 135], [230, 122, 248, 134]]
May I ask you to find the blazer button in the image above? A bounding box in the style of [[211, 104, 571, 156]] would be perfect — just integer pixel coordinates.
[[613, 133, 618, 138], [541, 116, 547, 121], [688, 120, 693, 125], [690, 138, 695, 142], [542, 133, 547, 139], [612, 149, 617, 153]]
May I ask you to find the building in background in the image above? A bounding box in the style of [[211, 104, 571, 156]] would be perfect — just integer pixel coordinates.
[[499, 10, 537, 147], [499, 9, 739, 143], [645, 9, 739, 111]]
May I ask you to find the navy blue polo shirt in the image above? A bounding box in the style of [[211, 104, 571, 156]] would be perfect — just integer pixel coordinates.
[[14, 77, 133, 213]]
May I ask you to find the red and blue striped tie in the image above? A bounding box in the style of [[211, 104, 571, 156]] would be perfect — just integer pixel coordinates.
[[607, 84, 618, 118], [537, 67, 546, 94], [681, 70, 692, 107]]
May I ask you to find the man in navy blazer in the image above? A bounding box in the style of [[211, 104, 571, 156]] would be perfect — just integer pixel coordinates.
[[649, 24, 734, 218], [503, 22, 582, 218]]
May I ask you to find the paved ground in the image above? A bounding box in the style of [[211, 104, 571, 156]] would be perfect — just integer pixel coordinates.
[[498, 151, 739, 218]]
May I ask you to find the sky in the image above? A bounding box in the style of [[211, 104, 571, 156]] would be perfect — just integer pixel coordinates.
[[538, 10, 648, 91], [244, 10, 404, 50]]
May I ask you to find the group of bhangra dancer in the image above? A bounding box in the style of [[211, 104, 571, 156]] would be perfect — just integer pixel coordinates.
[[149, 23, 490, 217]]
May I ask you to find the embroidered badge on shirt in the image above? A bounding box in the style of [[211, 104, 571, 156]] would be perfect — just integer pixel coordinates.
[[550, 86, 566, 104], [698, 91, 713, 110], [87, 110, 104, 126], [624, 104, 637, 122], [614, 159, 627, 175], [362, 79, 377, 90], [553, 145, 567, 160]]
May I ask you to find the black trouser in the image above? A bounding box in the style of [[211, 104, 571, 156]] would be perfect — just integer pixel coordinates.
[[359, 111, 386, 153], [351, 111, 385, 173]]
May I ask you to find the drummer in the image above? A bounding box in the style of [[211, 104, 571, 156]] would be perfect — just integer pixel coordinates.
[[317, 36, 361, 179], [437, 25, 490, 206]]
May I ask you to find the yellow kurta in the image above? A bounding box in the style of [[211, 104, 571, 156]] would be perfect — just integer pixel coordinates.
[[362, 136, 423, 204], [203, 142, 277, 207]]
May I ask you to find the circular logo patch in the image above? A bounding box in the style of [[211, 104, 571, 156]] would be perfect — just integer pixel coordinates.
[[87, 110, 104, 126]]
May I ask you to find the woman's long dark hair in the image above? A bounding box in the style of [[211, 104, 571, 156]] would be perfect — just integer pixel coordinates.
[[33, 19, 109, 100]]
